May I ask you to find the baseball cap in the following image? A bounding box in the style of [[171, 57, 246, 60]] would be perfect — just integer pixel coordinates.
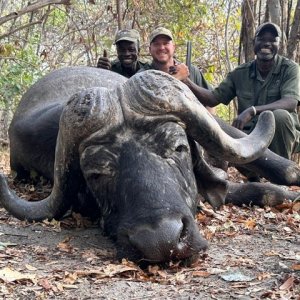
[[114, 29, 140, 45], [149, 27, 173, 43], [255, 22, 281, 39]]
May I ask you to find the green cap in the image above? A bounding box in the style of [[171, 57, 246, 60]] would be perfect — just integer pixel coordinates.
[[114, 29, 140, 45], [149, 27, 173, 43], [255, 22, 281, 39]]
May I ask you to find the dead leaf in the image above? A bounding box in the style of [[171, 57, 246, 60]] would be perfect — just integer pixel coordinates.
[[0, 267, 36, 283], [264, 250, 280, 257], [148, 264, 160, 275], [275, 202, 293, 211], [192, 270, 211, 277], [173, 272, 187, 284], [103, 263, 140, 277], [54, 282, 64, 292], [244, 218, 256, 230], [63, 272, 78, 284], [38, 278, 52, 291], [157, 270, 168, 279], [57, 237, 73, 253], [76, 263, 140, 279], [291, 264, 300, 271], [292, 201, 300, 212], [279, 276, 294, 290], [257, 272, 272, 280], [25, 264, 37, 271], [264, 212, 277, 219], [0, 241, 17, 250], [62, 284, 78, 289]]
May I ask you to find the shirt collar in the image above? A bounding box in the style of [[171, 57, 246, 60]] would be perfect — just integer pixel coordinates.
[[249, 54, 281, 79]]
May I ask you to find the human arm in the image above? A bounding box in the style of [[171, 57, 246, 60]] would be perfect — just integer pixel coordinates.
[[183, 77, 220, 107], [232, 97, 298, 130], [169, 63, 220, 108], [233, 61, 300, 130], [97, 50, 111, 70]]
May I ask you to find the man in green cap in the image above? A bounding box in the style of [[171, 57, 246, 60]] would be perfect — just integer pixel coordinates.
[[187, 22, 300, 161], [140, 27, 214, 113], [97, 29, 146, 78]]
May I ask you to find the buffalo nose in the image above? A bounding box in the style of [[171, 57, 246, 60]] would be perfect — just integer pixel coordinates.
[[128, 217, 208, 262]]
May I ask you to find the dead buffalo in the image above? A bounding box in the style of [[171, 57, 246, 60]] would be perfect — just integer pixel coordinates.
[[0, 67, 299, 263]]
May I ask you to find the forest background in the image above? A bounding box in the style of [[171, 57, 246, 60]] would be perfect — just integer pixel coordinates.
[[0, 0, 299, 141]]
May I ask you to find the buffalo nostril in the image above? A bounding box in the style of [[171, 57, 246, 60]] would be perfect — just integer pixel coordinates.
[[179, 217, 189, 240], [174, 217, 208, 257], [125, 217, 207, 262]]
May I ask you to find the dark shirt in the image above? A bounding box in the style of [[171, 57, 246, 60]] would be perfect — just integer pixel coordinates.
[[212, 54, 300, 130], [111, 59, 147, 78], [213, 55, 300, 110], [140, 61, 212, 90]]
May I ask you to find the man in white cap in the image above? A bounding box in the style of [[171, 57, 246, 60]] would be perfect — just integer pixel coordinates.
[[184, 22, 300, 162], [97, 29, 146, 78]]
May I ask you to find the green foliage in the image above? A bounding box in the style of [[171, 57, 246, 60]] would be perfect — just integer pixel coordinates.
[[0, 45, 44, 112], [0, 0, 243, 123], [48, 7, 68, 27]]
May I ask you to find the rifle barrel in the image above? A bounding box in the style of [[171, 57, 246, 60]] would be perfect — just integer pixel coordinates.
[[186, 41, 192, 70]]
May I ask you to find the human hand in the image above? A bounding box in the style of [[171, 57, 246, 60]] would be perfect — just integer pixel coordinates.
[[97, 50, 111, 70], [232, 107, 256, 130], [169, 63, 190, 81]]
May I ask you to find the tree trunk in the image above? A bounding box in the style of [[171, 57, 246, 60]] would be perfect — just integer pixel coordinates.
[[116, 0, 122, 30], [287, 0, 300, 62], [225, 0, 233, 72], [240, 0, 256, 63], [267, 0, 281, 24], [280, 0, 288, 55]]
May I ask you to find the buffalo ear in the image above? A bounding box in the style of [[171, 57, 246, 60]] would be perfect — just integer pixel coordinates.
[[190, 140, 227, 209]]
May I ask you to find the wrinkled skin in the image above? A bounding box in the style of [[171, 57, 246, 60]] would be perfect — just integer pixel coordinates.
[[0, 67, 299, 263], [80, 123, 206, 261]]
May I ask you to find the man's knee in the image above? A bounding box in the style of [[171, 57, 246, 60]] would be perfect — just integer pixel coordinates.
[[272, 109, 294, 132], [273, 109, 292, 124]]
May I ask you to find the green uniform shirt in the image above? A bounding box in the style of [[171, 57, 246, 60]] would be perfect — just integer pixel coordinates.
[[140, 60, 212, 90], [111, 59, 147, 78], [212, 55, 300, 130]]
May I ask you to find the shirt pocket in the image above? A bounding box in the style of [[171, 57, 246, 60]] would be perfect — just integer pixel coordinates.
[[267, 88, 281, 103], [236, 91, 253, 113]]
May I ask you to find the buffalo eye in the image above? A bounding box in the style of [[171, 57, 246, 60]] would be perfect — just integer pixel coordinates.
[[175, 144, 188, 153], [89, 173, 102, 181]]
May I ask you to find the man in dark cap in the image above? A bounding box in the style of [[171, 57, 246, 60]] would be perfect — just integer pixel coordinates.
[[97, 29, 146, 78], [187, 22, 300, 162], [140, 27, 214, 113]]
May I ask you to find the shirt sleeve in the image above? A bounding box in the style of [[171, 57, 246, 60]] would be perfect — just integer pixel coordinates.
[[212, 71, 237, 105], [281, 62, 300, 101], [189, 65, 212, 90]]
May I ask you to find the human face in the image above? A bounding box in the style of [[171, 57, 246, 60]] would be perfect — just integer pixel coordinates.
[[149, 35, 175, 64], [116, 41, 138, 68], [254, 31, 279, 61]]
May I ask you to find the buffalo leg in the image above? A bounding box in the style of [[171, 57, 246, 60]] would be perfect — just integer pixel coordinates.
[[225, 182, 299, 207]]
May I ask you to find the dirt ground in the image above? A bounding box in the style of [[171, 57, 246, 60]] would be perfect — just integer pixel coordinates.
[[0, 148, 299, 300]]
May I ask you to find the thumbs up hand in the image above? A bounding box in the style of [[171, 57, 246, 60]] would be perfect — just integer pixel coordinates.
[[97, 50, 111, 70]]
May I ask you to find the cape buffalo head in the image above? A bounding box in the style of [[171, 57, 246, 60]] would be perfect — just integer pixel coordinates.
[[0, 70, 275, 262]]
